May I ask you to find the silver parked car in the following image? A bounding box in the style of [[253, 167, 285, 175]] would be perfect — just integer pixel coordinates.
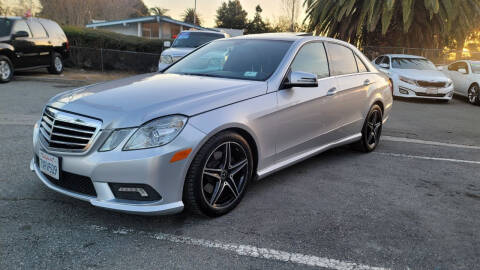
[[31, 33, 392, 217]]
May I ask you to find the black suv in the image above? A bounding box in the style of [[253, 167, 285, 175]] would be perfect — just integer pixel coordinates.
[[0, 17, 69, 83]]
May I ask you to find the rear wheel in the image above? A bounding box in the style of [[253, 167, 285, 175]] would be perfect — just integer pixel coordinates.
[[0, 56, 13, 83], [467, 84, 480, 105], [356, 104, 383, 152], [183, 131, 253, 217], [48, 52, 64, 74]]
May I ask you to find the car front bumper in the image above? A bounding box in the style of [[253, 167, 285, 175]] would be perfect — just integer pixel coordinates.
[[394, 80, 454, 100], [31, 120, 206, 215]]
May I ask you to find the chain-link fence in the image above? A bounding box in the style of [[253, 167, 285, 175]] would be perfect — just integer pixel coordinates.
[[65, 46, 161, 73], [361, 46, 480, 65]]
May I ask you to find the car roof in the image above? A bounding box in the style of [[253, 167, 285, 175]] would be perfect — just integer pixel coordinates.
[[230, 33, 314, 41], [181, 30, 226, 35], [0, 16, 23, 20], [381, 54, 426, 59]]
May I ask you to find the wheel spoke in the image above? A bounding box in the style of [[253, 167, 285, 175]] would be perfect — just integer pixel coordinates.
[[203, 168, 222, 181], [209, 181, 224, 205], [222, 143, 231, 170], [229, 159, 247, 176], [225, 177, 239, 198]]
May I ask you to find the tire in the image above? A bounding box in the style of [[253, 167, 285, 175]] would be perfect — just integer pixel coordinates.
[[183, 131, 254, 217], [355, 104, 383, 152], [48, 52, 64, 74], [467, 84, 480, 105], [0, 55, 14, 83]]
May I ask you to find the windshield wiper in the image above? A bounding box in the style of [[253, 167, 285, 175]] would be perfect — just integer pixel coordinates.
[[179, 73, 222, 78]]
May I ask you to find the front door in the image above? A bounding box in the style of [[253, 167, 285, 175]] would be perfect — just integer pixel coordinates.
[[10, 20, 36, 69], [275, 42, 339, 163]]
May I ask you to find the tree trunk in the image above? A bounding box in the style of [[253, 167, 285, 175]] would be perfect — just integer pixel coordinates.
[[456, 34, 466, 60]]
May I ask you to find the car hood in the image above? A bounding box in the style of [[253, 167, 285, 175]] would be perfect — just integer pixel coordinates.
[[161, 47, 194, 57], [392, 69, 450, 82], [49, 73, 267, 129]]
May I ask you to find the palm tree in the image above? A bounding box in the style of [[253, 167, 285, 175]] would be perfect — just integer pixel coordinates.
[[304, 0, 480, 50], [182, 8, 202, 26], [149, 7, 168, 16]]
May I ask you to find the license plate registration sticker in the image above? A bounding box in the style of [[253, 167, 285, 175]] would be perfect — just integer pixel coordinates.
[[39, 150, 60, 180]]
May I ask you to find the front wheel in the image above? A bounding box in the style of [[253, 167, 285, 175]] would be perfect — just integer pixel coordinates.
[[468, 84, 480, 105], [0, 56, 14, 83], [356, 104, 383, 152], [183, 131, 253, 217], [48, 53, 64, 74]]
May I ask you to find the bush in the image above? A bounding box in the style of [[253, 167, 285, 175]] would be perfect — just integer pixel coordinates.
[[62, 25, 170, 54]]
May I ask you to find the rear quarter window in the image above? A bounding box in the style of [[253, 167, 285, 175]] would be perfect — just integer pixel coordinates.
[[27, 20, 48, 38], [39, 19, 66, 39]]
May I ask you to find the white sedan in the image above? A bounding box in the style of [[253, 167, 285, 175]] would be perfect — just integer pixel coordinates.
[[372, 54, 453, 101], [440, 60, 480, 105]]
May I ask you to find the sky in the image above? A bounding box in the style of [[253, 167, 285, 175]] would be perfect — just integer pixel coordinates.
[[137, 0, 306, 28], [4, 0, 307, 28]]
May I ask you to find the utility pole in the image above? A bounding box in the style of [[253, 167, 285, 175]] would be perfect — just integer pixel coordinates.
[[291, 0, 295, 32], [193, 0, 197, 26]]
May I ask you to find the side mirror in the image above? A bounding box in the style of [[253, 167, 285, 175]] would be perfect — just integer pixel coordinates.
[[458, 68, 467, 74], [12, 31, 29, 39], [284, 71, 318, 88], [163, 41, 171, 48], [379, 63, 390, 69]]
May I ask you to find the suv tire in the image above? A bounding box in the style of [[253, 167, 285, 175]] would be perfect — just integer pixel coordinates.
[[0, 55, 14, 83], [48, 52, 64, 74]]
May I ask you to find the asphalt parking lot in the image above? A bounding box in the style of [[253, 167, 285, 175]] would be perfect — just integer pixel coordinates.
[[1, 78, 479, 270]]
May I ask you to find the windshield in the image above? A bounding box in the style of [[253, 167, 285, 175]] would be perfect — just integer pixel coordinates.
[[392, 57, 436, 70], [470, 62, 480, 74], [0, 18, 13, 37], [172, 32, 225, 48], [165, 39, 293, 81]]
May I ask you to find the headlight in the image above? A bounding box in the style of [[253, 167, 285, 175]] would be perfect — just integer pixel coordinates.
[[161, 55, 173, 64], [399, 76, 417, 85], [99, 129, 134, 152], [446, 80, 453, 87], [123, 115, 187, 151]]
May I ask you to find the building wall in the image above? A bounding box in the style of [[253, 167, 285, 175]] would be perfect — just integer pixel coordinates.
[[98, 24, 139, 37]]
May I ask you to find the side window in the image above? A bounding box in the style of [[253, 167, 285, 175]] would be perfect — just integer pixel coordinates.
[[448, 63, 458, 71], [355, 54, 368, 72], [381, 56, 390, 66], [291, 42, 329, 79], [459, 62, 469, 73], [12, 20, 31, 37], [374, 56, 384, 65], [325, 43, 358, 76], [27, 20, 48, 38]]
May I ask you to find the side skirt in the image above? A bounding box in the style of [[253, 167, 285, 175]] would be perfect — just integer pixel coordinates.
[[256, 133, 362, 179]]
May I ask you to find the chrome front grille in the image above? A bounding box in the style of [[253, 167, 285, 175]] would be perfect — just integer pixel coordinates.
[[39, 107, 102, 152]]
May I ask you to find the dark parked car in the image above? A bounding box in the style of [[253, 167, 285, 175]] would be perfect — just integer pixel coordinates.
[[0, 17, 69, 83]]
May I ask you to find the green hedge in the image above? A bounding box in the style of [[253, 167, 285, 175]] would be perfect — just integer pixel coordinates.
[[62, 25, 170, 53]]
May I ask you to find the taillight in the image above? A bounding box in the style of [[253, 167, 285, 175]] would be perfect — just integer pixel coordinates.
[[65, 40, 70, 50]]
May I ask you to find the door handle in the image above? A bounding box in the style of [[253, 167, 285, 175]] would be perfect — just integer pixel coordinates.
[[363, 79, 371, 86], [326, 87, 337, 96]]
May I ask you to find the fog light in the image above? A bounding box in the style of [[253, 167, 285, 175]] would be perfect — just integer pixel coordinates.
[[109, 183, 162, 201], [448, 91, 454, 97], [399, 87, 409, 95]]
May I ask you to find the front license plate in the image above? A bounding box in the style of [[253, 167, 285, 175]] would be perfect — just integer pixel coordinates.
[[426, 88, 438, 94], [39, 150, 60, 180]]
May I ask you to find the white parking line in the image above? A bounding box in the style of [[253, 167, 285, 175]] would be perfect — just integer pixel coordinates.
[[376, 152, 480, 165], [383, 136, 480, 150], [90, 225, 389, 270]]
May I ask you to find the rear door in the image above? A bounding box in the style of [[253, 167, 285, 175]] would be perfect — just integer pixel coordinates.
[[10, 20, 35, 68], [275, 42, 339, 162], [26, 19, 52, 66], [325, 42, 368, 138]]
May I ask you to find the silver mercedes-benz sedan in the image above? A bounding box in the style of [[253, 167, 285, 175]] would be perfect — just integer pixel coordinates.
[[31, 33, 392, 217]]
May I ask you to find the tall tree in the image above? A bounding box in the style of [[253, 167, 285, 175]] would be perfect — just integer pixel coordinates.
[[304, 0, 480, 50], [282, 0, 300, 31], [182, 8, 202, 26], [39, 0, 151, 26], [246, 5, 271, 34], [215, 0, 248, 29], [149, 7, 169, 16]]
